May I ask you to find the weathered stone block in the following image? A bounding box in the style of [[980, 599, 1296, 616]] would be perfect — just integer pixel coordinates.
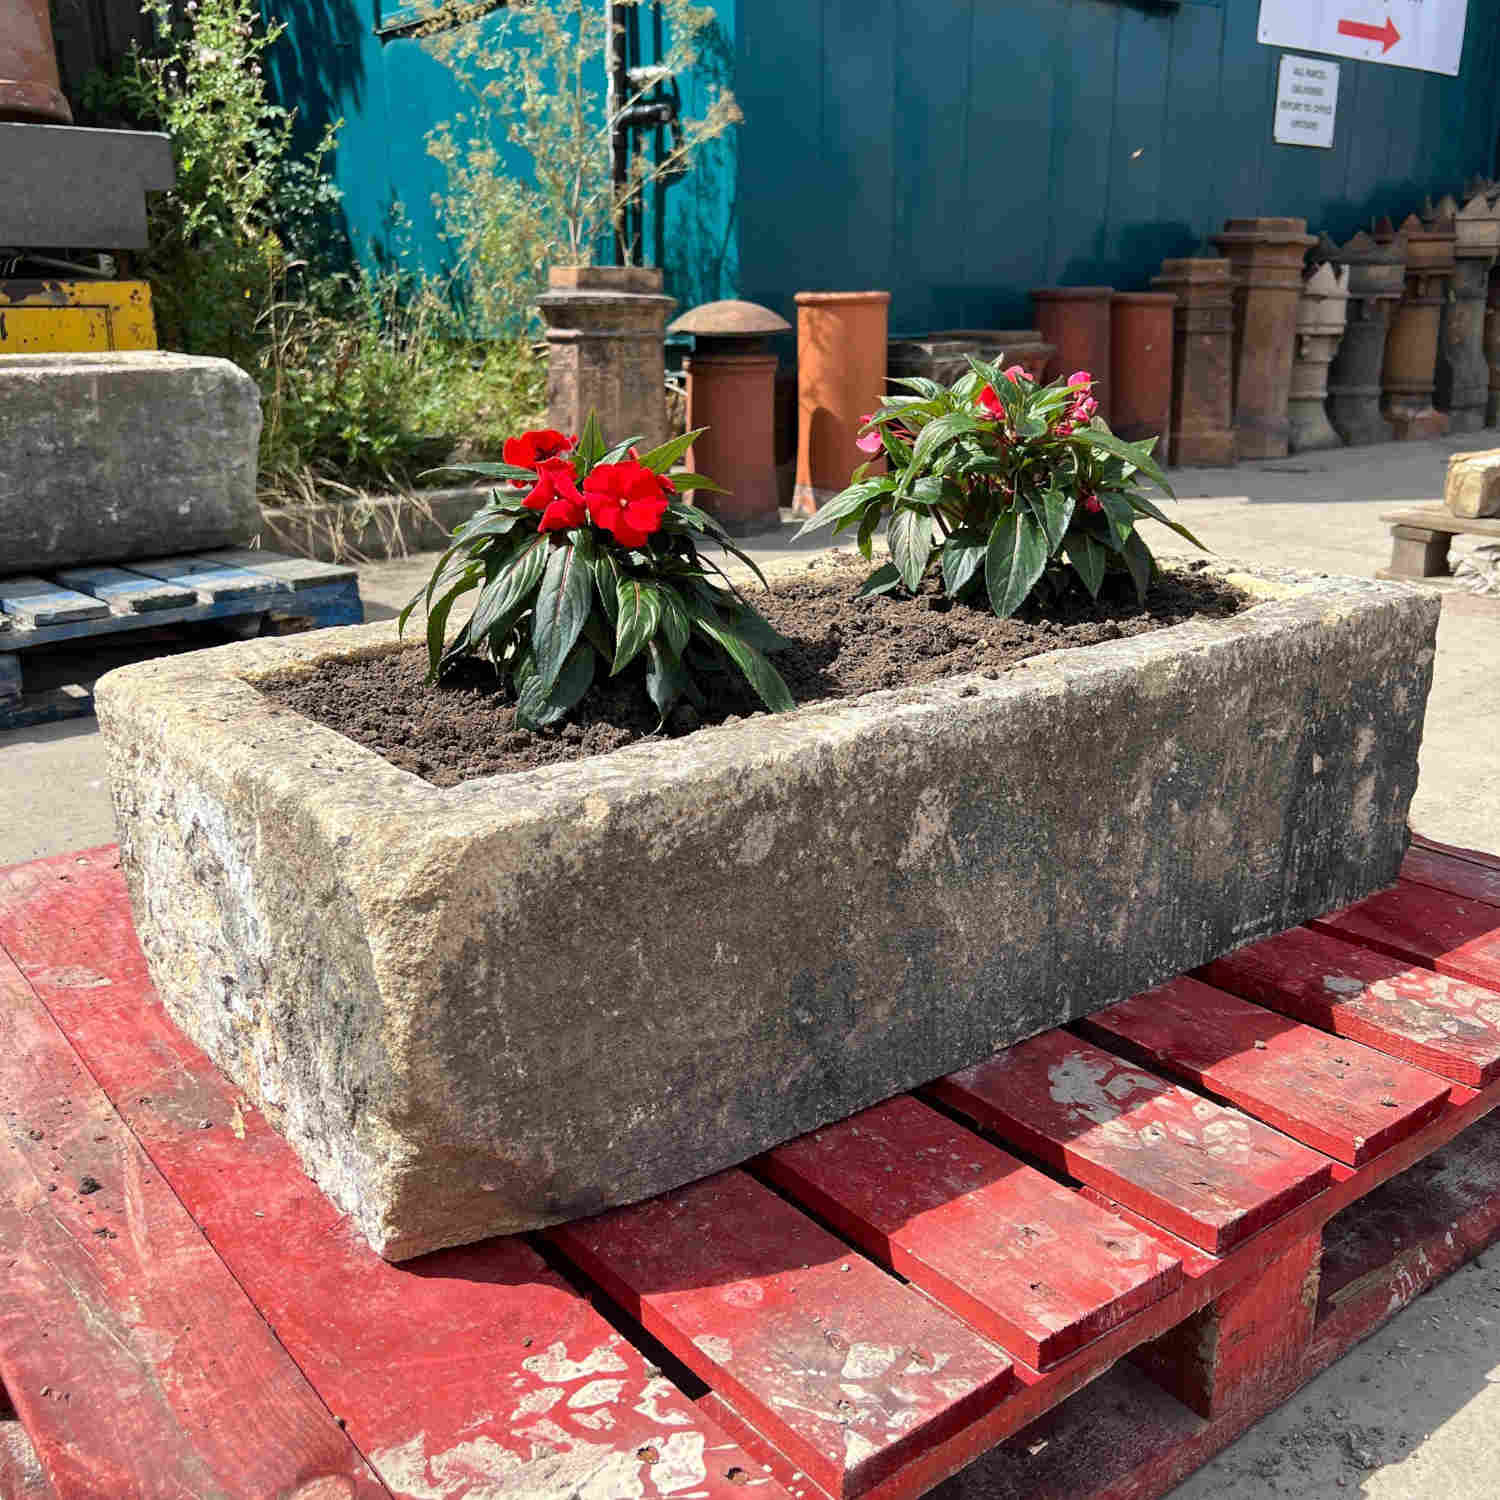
[[0, 353, 261, 573], [96, 565, 1439, 1261], [1445, 448, 1500, 518]]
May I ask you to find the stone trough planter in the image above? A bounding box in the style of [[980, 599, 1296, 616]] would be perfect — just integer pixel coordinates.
[[97, 563, 1438, 1261]]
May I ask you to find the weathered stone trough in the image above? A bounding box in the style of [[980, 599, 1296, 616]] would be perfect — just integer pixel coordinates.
[[96, 563, 1439, 1260]]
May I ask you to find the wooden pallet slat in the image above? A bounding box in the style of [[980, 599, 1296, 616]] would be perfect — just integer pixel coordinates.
[[1309, 882, 1500, 991], [198, 547, 358, 591], [1197, 921, 1500, 1088], [1078, 976, 1452, 1165], [930, 1031, 1335, 1255], [0, 947, 386, 1499], [1401, 844, 1500, 908], [549, 1169, 1016, 1500], [759, 1096, 1184, 1371], [0, 576, 109, 627], [0, 849, 785, 1500], [52, 563, 197, 614], [119, 553, 286, 603]]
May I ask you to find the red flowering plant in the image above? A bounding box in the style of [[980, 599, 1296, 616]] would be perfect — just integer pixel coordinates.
[[400, 414, 794, 728], [800, 359, 1204, 613]]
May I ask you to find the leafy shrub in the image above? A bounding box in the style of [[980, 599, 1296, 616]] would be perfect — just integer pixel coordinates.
[[402, 418, 792, 728], [800, 361, 1203, 613]]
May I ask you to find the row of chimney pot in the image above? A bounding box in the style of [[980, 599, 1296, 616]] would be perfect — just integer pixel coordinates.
[[539, 195, 1500, 536]]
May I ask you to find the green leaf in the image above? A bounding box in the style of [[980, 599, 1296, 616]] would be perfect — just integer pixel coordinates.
[[856, 561, 902, 597], [908, 411, 981, 480], [940, 528, 988, 597], [985, 509, 1049, 618], [1064, 532, 1109, 599], [592, 546, 621, 625], [1068, 427, 1174, 495], [1097, 490, 1138, 552], [420, 460, 538, 483], [659, 586, 692, 657], [635, 429, 706, 473], [889, 376, 945, 399], [663, 472, 728, 494], [1122, 528, 1155, 603], [887, 505, 933, 592], [531, 540, 593, 693], [468, 530, 550, 641], [1126, 491, 1209, 550], [613, 575, 664, 675], [796, 476, 898, 537], [645, 639, 690, 723], [423, 574, 478, 679], [725, 601, 793, 653], [574, 411, 607, 475], [693, 615, 795, 713], [515, 640, 596, 729], [1032, 486, 1075, 555], [855, 504, 883, 561], [598, 435, 648, 466]]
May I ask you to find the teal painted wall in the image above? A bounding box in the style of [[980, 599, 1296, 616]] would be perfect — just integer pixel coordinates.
[[264, 0, 1500, 332], [730, 0, 1500, 333]]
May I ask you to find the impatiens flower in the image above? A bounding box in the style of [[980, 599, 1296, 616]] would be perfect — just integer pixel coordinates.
[[1055, 420, 1075, 437], [855, 414, 885, 454], [978, 385, 1005, 420], [1003, 364, 1032, 385], [538, 491, 587, 533], [1067, 371, 1093, 388], [584, 460, 672, 547], [1081, 493, 1103, 514], [503, 427, 576, 469], [520, 456, 583, 514]]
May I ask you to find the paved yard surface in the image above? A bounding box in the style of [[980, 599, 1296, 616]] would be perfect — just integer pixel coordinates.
[[3, 433, 1499, 1497]]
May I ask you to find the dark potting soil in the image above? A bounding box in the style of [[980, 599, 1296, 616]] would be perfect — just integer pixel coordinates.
[[258, 559, 1251, 787]]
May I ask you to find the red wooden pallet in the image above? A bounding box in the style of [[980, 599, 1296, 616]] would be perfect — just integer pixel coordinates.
[[3, 840, 1500, 1500]]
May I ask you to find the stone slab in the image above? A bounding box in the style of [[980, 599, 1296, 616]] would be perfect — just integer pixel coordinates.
[[0, 122, 173, 251], [0, 353, 261, 574], [1445, 448, 1500, 518], [94, 563, 1439, 1261]]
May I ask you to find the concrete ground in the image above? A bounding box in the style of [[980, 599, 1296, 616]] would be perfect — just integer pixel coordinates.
[[3, 433, 1500, 1495]]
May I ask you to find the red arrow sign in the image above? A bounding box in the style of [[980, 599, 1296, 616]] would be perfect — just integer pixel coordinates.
[[1338, 16, 1402, 53]]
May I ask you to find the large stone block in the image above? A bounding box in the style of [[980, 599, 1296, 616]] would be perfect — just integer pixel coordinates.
[[0, 353, 261, 573], [1445, 447, 1500, 518], [96, 565, 1439, 1261]]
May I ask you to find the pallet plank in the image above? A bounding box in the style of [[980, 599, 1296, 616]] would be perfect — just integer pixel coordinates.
[[198, 547, 358, 591], [0, 576, 109, 628], [52, 563, 196, 614], [1401, 844, 1500, 908], [0, 946, 386, 1499], [1309, 882, 1500, 991], [1196, 922, 1500, 1088], [759, 1096, 1184, 1371], [549, 1169, 1015, 1500], [1077, 977, 1452, 1165], [930, 1031, 1335, 1255], [119, 554, 285, 603], [0, 848, 783, 1500]]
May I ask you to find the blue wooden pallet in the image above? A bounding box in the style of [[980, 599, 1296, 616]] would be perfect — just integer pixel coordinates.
[[0, 549, 363, 731]]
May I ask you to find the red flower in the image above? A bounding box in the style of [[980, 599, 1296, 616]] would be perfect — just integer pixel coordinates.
[[504, 428, 576, 469], [978, 384, 1005, 420], [538, 492, 587, 533], [1081, 492, 1103, 514], [521, 456, 584, 514], [584, 460, 672, 547]]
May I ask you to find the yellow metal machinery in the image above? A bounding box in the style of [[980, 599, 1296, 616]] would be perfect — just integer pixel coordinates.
[[0, 278, 157, 352]]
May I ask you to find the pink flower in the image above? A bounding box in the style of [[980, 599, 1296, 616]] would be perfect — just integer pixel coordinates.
[[978, 385, 1005, 420], [1003, 364, 1031, 385], [1054, 420, 1075, 437], [855, 414, 884, 454], [1081, 492, 1103, 514], [1072, 394, 1099, 422], [1067, 371, 1093, 388]]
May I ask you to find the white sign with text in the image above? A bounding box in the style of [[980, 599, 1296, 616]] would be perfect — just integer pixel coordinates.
[[1274, 54, 1340, 148], [1258, 0, 1468, 77]]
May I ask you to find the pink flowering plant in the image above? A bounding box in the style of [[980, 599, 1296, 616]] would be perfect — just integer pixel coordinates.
[[401, 413, 793, 728], [799, 359, 1204, 613]]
